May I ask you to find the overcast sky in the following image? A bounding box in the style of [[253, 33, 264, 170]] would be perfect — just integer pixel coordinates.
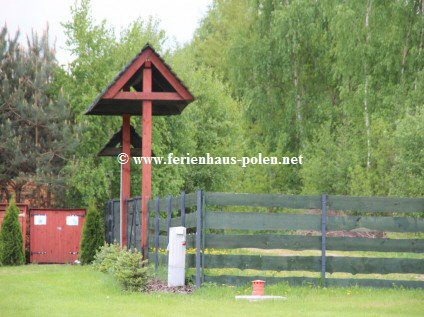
[[0, 0, 212, 65]]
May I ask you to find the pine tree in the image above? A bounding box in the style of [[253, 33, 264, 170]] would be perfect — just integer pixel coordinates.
[[0, 197, 24, 265], [79, 205, 105, 264], [0, 26, 77, 206]]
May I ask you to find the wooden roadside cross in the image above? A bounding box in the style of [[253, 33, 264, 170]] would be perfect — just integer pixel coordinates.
[[85, 44, 194, 257]]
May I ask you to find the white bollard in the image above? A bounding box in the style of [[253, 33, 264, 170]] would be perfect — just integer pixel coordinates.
[[168, 226, 186, 287]]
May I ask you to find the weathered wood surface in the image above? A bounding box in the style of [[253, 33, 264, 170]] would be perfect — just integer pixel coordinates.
[[327, 195, 424, 213], [204, 275, 424, 289], [147, 193, 197, 214], [202, 254, 424, 274], [149, 212, 197, 230], [326, 236, 424, 253], [205, 211, 424, 232], [204, 234, 424, 253], [327, 215, 424, 232], [205, 234, 322, 250], [205, 192, 321, 209], [148, 234, 196, 249], [204, 192, 424, 213], [204, 254, 320, 271], [205, 211, 320, 230], [148, 253, 195, 267]]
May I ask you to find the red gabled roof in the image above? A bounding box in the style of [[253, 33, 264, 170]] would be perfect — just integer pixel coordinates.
[[85, 43, 195, 116]]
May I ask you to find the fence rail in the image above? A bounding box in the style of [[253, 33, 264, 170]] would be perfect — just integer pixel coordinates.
[[109, 191, 424, 289]]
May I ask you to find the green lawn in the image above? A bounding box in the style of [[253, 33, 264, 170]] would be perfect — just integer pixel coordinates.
[[0, 265, 423, 317]]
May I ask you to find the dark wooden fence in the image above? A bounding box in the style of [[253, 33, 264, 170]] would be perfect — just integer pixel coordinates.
[[144, 191, 424, 289]]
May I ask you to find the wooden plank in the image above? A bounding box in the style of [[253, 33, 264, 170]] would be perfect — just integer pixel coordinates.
[[147, 253, 196, 267], [204, 254, 320, 272], [327, 215, 424, 232], [103, 49, 152, 98], [204, 275, 424, 289], [185, 213, 197, 228], [148, 234, 196, 249], [327, 256, 424, 274], [202, 254, 424, 275], [204, 234, 424, 253], [148, 217, 167, 231], [99, 148, 142, 156], [326, 237, 424, 253], [205, 234, 322, 250], [205, 211, 320, 230], [110, 91, 183, 101], [327, 195, 424, 213], [205, 192, 321, 209], [206, 211, 424, 232], [149, 53, 194, 100], [154, 196, 184, 212], [204, 275, 320, 287], [184, 193, 197, 207], [148, 212, 197, 230], [326, 278, 424, 289]]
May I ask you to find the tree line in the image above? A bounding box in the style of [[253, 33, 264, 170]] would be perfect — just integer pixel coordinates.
[[0, 0, 422, 209]]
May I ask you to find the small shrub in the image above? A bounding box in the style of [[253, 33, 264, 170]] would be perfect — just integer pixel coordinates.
[[0, 197, 24, 265], [92, 242, 121, 273], [80, 205, 104, 265], [113, 249, 148, 291], [93, 244, 149, 291]]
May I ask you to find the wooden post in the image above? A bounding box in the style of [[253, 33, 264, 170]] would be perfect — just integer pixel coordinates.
[[120, 114, 131, 248], [195, 189, 203, 288], [321, 192, 327, 287], [141, 60, 152, 258], [167, 195, 172, 236], [180, 191, 186, 227], [154, 196, 159, 272]]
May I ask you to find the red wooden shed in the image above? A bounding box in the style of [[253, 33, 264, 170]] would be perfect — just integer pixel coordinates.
[[30, 208, 86, 263]]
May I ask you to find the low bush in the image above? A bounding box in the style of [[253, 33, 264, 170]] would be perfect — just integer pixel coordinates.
[[93, 243, 148, 291], [0, 198, 24, 265], [92, 242, 121, 273]]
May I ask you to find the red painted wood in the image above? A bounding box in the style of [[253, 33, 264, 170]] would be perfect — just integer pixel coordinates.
[[149, 53, 194, 100], [101, 47, 193, 102], [141, 62, 152, 258], [103, 50, 153, 99], [107, 91, 183, 101], [30, 209, 85, 263], [121, 114, 131, 248]]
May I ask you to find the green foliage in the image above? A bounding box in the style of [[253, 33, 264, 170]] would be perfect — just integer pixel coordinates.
[[58, 0, 245, 206], [93, 244, 148, 291], [192, 0, 424, 197], [391, 107, 424, 198], [92, 242, 121, 273], [112, 248, 148, 291], [0, 25, 77, 205], [0, 198, 24, 265], [79, 205, 104, 264]]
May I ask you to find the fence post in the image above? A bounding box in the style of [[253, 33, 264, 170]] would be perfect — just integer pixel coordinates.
[[167, 195, 172, 238], [154, 196, 160, 272], [321, 192, 327, 287], [201, 191, 206, 284], [181, 191, 186, 227], [196, 189, 203, 288]]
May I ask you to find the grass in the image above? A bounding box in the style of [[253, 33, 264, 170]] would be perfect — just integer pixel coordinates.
[[0, 265, 424, 317]]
